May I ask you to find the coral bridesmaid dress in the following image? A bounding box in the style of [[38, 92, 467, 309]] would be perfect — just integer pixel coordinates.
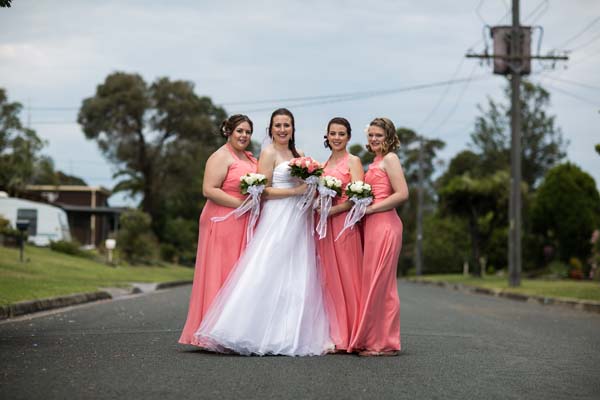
[[316, 153, 363, 351], [349, 155, 402, 353], [178, 144, 257, 346]]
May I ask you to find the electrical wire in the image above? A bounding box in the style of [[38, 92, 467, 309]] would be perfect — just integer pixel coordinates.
[[538, 80, 599, 107], [554, 16, 600, 50]]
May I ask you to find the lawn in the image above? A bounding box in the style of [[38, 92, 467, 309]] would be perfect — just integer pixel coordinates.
[[413, 274, 600, 302], [0, 245, 194, 306]]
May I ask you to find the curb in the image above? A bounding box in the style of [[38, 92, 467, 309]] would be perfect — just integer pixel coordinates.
[[404, 278, 600, 314], [0, 280, 193, 321], [0, 291, 112, 320]]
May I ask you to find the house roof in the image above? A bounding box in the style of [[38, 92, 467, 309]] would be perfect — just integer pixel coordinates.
[[25, 185, 112, 196]]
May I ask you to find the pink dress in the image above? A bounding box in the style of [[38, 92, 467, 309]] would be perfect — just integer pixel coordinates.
[[349, 156, 402, 352], [178, 144, 257, 346], [316, 153, 363, 351]]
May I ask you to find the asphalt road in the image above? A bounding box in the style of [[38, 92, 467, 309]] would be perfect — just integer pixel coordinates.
[[1, 281, 599, 400]]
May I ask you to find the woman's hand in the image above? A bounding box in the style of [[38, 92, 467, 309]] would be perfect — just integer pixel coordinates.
[[293, 183, 308, 196]]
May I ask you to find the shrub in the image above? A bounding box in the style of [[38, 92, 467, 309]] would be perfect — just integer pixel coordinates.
[[49, 240, 94, 259], [116, 209, 159, 265], [422, 214, 470, 274], [0, 215, 22, 247]]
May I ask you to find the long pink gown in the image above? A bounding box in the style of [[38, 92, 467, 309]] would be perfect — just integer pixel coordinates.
[[349, 155, 402, 352], [178, 144, 257, 346], [316, 153, 363, 351]]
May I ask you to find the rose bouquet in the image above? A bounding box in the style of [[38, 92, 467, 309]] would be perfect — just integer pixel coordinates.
[[315, 175, 343, 239], [211, 172, 267, 244], [335, 180, 374, 241], [289, 156, 323, 213]]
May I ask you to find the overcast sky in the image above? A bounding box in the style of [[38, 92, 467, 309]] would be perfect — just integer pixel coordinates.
[[1, 0, 599, 206]]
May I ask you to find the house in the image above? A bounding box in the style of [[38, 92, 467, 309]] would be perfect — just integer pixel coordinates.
[[0, 193, 72, 246], [22, 185, 125, 248]]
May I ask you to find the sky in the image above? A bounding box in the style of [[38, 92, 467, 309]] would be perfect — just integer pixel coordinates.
[[1, 0, 599, 206]]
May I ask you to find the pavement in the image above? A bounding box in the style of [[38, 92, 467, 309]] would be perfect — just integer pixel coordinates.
[[1, 281, 599, 399]]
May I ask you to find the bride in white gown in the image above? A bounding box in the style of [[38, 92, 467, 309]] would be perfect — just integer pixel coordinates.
[[194, 108, 333, 356]]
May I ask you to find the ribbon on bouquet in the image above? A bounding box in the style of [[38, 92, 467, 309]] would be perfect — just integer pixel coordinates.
[[297, 175, 320, 213], [211, 184, 265, 244], [315, 185, 338, 240], [335, 196, 373, 241]]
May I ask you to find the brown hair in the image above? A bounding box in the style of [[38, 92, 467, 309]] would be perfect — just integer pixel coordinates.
[[323, 117, 352, 149], [366, 117, 400, 154], [268, 108, 300, 158], [220, 114, 253, 138]]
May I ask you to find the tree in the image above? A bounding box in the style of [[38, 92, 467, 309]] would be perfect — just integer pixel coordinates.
[[438, 170, 513, 275], [596, 144, 600, 156], [0, 1, 12, 8], [470, 80, 567, 187], [531, 163, 600, 264], [78, 72, 227, 238], [0, 88, 45, 195], [116, 209, 159, 264], [31, 156, 87, 185]]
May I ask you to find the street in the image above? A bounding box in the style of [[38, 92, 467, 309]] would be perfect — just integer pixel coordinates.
[[1, 281, 599, 399]]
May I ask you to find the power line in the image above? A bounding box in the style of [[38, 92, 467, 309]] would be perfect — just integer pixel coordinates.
[[540, 75, 600, 92], [554, 16, 600, 50], [569, 30, 600, 53], [539, 80, 599, 107], [523, 0, 548, 24], [236, 76, 491, 113]]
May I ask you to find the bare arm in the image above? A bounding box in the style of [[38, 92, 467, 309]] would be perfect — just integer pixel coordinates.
[[259, 146, 306, 200], [329, 154, 366, 216], [202, 150, 245, 208], [366, 153, 409, 214]]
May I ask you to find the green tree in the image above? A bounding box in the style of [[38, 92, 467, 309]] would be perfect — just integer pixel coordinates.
[[470, 80, 567, 187], [0, 1, 12, 8], [116, 209, 159, 264], [0, 88, 45, 195], [531, 163, 600, 263], [31, 156, 87, 185], [438, 170, 513, 275], [595, 144, 600, 156], [78, 72, 227, 239]]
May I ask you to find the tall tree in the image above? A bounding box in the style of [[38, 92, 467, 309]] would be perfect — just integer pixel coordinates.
[[0, 88, 45, 195], [470, 80, 567, 187], [78, 72, 227, 236], [31, 156, 87, 186], [531, 163, 600, 263]]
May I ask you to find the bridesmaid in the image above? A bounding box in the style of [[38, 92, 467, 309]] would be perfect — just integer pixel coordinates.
[[316, 117, 364, 352], [349, 117, 408, 356], [179, 114, 257, 346]]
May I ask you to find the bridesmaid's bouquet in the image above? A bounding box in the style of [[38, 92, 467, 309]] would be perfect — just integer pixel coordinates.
[[211, 172, 267, 244], [315, 175, 343, 239], [335, 181, 374, 241], [289, 156, 324, 213]]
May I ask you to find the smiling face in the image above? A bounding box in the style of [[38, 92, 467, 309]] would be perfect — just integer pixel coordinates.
[[228, 121, 253, 151], [327, 123, 350, 152], [367, 125, 386, 154], [270, 115, 293, 145]]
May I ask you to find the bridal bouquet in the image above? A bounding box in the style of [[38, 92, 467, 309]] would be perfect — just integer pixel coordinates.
[[289, 156, 323, 213], [315, 175, 343, 239], [335, 181, 374, 241], [211, 172, 267, 244]]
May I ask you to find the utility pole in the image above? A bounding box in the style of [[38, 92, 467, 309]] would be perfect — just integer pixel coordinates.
[[466, 0, 567, 287], [415, 136, 424, 276], [508, 0, 522, 287]]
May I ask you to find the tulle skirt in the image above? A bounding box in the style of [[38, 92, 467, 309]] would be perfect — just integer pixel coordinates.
[[194, 195, 333, 356]]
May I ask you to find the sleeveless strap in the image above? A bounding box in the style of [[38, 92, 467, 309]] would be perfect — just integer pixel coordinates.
[[225, 142, 240, 161]]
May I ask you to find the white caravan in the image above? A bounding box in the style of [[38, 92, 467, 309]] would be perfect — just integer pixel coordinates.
[[0, 193, 72, 246]]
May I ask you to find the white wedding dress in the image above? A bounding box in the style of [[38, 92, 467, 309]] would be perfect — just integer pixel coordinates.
[[194, 161, 333, 356]]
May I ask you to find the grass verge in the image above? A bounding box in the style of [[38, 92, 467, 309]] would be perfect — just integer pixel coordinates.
[[0, 245, 193, 306], [413, 274, 600, 302]]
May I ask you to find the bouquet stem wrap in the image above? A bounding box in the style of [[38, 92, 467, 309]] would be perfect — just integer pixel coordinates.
[[315, 186, 337, 239], [211, 184, 265, 244], [335, 196, 373, 241], [297, 175, 320, 213]]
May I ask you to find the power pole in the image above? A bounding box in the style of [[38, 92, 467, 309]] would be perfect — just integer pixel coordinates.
[[415, 136, 424, 276], [508, 0, 522, 287], [466, 0, 567, 287]]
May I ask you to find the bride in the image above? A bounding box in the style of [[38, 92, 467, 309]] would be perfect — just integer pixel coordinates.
[[194, 108, 333, 356]]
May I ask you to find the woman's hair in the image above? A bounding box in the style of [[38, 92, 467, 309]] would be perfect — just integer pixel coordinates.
[[268, 108, 300, 157], [366, 117, 400, 154], [323, 117, 352, 149], [220, 114, 253, 138]]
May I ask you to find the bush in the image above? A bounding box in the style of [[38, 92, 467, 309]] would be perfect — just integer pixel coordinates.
[[116, 209, 159, 265], [49, 240, 94, 259], [422, 214, 470, 274], [0, 215, 22, 247]]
